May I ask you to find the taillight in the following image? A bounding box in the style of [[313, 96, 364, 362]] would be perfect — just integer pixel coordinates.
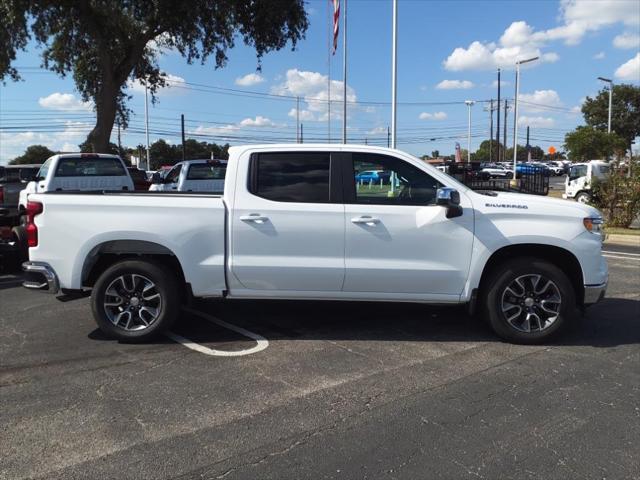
[[25, 201, 43, 247], [0, 186, 4, 203]]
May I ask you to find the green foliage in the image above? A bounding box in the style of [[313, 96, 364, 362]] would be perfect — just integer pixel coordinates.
[[564, 126, 627, 161], [582, 84, 640, 150], [78, 140, 120, 155], [431, 150, 439, 158], [9, 145, 55, 165], [148, 138, 229, 169], [590, 162, 640, 228], [0, 0, 309, 151], [474, 140, 502, 162]]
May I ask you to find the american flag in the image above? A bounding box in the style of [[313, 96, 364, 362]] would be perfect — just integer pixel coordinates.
[[331, 0, 340, 55]]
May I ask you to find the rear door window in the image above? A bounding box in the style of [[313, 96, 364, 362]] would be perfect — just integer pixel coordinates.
[[54, 157, 126, 177], [187, 162, 227, 180], [251, 152, 331, 203]]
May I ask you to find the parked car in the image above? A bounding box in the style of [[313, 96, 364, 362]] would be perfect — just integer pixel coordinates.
[[18, 153, 134, 216], [546, 161, 566, 176], [149, 159, 227, 192], [480, 163, 512, 178], [127, 167, 151, 191], [563, 160, 610, 204], [0, 164, 40, 226], [355, 169, 391, 184], [22, 144, 607, 345]]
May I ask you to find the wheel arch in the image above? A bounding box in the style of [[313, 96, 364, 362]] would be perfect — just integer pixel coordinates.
[[81, 240, 189, 297], [477, 244, 585, 306]]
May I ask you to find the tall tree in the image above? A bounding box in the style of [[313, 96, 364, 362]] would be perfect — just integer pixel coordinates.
[[0, 1, 308, 152], [582, 84, 640, 151], [9, 145, 55, 165], [564, 126, 627, 161]]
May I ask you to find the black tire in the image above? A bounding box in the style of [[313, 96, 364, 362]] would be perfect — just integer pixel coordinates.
[[11, 226, 28, 265], [575, 192, 591, 204], [483, 257, 578, 344], [91, 259, 181, 342]]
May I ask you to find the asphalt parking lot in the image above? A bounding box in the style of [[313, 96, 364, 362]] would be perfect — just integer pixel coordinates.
[[1, 245, 639, 480]]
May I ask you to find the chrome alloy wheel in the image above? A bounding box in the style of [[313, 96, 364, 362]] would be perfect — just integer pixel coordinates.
[[103, 274, 162, 331], [500, 274, 562, 333]]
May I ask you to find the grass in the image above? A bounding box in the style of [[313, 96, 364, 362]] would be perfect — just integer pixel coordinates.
[[605, 227, 640, 236]]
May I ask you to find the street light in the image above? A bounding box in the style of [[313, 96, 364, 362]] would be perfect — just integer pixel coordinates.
[[512, 56, 539, 181], [597, 77, 613, 134], [465, 100, 475, 163]]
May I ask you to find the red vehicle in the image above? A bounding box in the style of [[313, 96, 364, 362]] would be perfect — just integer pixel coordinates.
[[127, 167, 151, 191]]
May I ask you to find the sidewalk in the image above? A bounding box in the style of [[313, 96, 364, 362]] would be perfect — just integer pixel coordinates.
[[605, 233, 640, 247]]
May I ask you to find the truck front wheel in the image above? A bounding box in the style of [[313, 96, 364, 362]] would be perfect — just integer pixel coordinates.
[[575, 192, 591, 204], [484, 257, 577, 344], [91, 259, 180, 342]]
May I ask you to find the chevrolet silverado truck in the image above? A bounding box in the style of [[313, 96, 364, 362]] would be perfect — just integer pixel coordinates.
[[22, 144, 608, 344]]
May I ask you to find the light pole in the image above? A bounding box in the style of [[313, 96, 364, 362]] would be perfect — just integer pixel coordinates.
[[391, 0, 398, 149], [512, 56, 539, 181], [465, 100, 475, 163], [597, 77, 613, 134]]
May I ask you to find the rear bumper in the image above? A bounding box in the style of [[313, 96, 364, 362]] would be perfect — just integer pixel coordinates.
[[22, 261, 59, 294], [584, 281, 607, 305]]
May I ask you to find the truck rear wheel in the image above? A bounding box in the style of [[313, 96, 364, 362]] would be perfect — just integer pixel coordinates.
[[91, 259, 180, 342], [484, 257, 577, 344]]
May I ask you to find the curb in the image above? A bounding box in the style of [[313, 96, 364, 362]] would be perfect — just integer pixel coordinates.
[[604, 234, 640, 247]]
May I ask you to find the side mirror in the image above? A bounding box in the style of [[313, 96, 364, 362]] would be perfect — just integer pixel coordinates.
[[151, 172, 162, 184], [436, 187, 463, 218]]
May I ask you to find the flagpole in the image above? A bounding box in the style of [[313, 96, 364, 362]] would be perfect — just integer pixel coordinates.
[[327, 0, 331, 143], [342, 0, 347, 144], [391, 0, 398, 149]]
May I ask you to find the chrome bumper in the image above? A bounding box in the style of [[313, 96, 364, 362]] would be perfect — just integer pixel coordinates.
[[22, 262, 60, 294], [584, 281, 607, 305]]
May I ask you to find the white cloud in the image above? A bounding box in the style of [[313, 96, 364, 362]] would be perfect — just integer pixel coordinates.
[[419, 112, 447, 120], [272, 69, 358, 122], [615, 52, 640, 81], [444, 1, 638, 71], [518, 116, 555, 128], [436, 79, 475, 90], [38, 93, 92, 111], [239, 115, 275, 127], [127, 73, 186, 95], [235, 73, 265, 86], [0, 120, 93, 163], [613, 32, 640, 49], [593, 51, 606, 60], [519, 90, 563, 112], [367, 126, 388, 135]]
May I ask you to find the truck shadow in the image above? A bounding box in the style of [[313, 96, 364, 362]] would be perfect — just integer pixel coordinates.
[[180, 296, 639, 348]]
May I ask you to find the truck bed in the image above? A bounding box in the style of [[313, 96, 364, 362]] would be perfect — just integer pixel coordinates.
[[28, 191, 227, 297]]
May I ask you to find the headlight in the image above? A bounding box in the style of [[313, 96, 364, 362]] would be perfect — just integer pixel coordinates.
[[583, 217, 604, 234]]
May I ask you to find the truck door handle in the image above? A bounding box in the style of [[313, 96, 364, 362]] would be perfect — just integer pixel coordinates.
[[351, 216, 380, 225], [240, 214, 269, 223]]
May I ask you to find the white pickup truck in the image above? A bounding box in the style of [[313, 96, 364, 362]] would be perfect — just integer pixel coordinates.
[[18, 153, 134, 216], [22, 144, 607, 344], [149, 159, 227, 192]]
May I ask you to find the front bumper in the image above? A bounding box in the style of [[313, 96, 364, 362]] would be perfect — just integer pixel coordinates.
[[584, 281, 607, 305], [22, 261, 60, 294]]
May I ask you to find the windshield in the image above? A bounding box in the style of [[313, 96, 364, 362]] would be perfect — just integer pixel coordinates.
[[55, 157, 126, 177], [187, 162, 227, 180], [570, 165, 588, 178]]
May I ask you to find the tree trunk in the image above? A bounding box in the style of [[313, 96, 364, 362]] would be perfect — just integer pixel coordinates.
[[87, 79, 118, 153]]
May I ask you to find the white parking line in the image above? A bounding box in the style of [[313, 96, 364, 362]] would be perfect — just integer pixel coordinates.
[[602, 250, 640, 257], [166, 307, 269, 357]]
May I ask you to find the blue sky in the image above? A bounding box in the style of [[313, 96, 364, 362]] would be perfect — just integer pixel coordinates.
[[1, 0, 639, 164]]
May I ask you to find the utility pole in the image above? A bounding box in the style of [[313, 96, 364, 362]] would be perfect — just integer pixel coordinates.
[[597, 77, 613, 134], [300, 124, 304, 143], [387, 126, 390, 148], [181, 114, 186, 161], [117, 119, 122, 158], [496, 69, 501, 162], [484, 99, 494, 162], [512, 56, 539, 180], [503, 99, 508, 163], [144, 84, 150, 170], [465, 100, 475, 163], [526, 125, 530, 162], [342, 0, 348, 143], [391, 0, 398, 149], [296, 96, 300, 143]]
